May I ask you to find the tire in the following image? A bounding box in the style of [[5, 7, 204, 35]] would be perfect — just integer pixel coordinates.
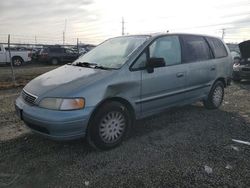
[[203, 81, 224, 109], [232, 73, 241, 82], [50, 58, 59, 65], [12, 57, 23, 66], [87, 101, 132, 150]]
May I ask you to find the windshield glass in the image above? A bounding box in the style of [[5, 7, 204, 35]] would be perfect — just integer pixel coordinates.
[[72, 36, 149, 69]]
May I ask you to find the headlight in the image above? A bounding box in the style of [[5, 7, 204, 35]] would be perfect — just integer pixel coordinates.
[[39, 98, 85, 110]]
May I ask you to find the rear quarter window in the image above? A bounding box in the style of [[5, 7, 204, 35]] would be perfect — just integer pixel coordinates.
[[206, 37, 228, 58], [180, 35, 212, 63]]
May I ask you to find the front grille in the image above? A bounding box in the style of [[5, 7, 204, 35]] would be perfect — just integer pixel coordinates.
[[242, 67, 250, 72], [22, 89, 37, 105]]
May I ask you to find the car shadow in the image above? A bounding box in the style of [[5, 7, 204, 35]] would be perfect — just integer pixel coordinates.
[[1, 103, 250, 187]]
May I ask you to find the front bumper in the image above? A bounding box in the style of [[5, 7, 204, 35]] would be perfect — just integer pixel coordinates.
[[233, 70, 250, 79], [15, 96, 94, 140]]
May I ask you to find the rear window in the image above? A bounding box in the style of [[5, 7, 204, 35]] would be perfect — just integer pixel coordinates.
[[181, 35, 211, 63], [206, 37, 228, 58]]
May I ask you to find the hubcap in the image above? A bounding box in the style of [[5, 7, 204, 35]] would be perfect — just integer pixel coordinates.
[[13, 59, 21, 66], [99, 111, 126, 143], [212, 86, 223, 107]]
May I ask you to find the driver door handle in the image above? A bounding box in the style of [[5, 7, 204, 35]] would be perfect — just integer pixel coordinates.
[[176, 72, 184, 78], [210, 66, 216, 71]]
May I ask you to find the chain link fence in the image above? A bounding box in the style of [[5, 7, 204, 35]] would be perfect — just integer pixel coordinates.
[[0, 35, 97, 89]]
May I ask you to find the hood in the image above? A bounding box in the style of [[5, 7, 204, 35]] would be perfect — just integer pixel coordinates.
[[24, 65, 113, 98], [239, 40, 250, 59]]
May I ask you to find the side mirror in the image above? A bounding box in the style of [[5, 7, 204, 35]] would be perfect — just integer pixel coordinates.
[[146, 57, 166, 73]]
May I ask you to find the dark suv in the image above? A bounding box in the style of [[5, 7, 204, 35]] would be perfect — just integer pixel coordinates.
[[38, 46, 79, 65]]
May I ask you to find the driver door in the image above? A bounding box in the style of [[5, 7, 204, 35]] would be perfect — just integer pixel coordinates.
[[140, 36, 187, 115]]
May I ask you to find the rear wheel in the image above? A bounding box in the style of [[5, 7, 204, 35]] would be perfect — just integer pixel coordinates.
[[203, 81, 224, 109], [12, 57, 23, 66], [50, 58, 59, 65], [87, 101, 131, 150]]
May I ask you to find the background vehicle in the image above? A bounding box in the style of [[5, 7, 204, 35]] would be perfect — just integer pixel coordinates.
[[0, 44, 32, 66], [38, 46, 79, 65], [71, 44, 96, 55], [232, 40, 250, 81]]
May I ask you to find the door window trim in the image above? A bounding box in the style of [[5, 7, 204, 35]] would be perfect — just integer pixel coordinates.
[[179, 34, 214, 64]]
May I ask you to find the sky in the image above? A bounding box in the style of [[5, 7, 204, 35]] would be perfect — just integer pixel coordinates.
[[0, 0, 250, 45]]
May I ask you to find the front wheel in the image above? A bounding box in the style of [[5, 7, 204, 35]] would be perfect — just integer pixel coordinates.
[[87, 101, 131, 150], [203, 81, 224, 109]]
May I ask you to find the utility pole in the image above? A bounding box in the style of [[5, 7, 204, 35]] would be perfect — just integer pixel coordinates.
[[77, 38, 79, 56], [222, 28, 225, 40], [122, 17, 125, 36], [35, 35, 37, 45], [63, 19, 67, 45], [63, 32, 65, 45]]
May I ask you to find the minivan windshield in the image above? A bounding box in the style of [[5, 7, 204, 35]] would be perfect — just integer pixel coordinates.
[[72, 36, 149, 69]]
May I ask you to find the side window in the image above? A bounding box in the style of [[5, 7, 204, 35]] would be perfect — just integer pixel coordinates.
[[181, 35, 211, 63], [206, 37, 228, 58], [50, 48, 63, 53], [149, 36, 181, 66], [132, 52, 147, 69]]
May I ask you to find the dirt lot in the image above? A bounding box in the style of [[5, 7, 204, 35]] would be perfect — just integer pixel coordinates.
[[0, 68, 250, 187]]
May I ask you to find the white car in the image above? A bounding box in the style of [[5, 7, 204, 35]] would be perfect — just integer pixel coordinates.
[[0, 44, 32, 66]]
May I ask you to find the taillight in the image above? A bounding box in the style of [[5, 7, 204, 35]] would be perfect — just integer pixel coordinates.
[[28, 52, 32, 57], [41, 53, 48, 57]]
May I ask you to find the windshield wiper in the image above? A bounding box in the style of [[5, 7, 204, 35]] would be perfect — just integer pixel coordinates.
[[94, 65, 115, 70], [73, 62, 98, 67], [72, 61, 115, 70]]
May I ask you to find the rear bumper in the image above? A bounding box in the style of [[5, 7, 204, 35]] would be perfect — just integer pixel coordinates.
[[15, 96, 94, 141]]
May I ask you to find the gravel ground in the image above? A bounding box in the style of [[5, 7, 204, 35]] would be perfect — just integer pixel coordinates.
[[0, 82, 250, 187], [0, 64, 58, 88]]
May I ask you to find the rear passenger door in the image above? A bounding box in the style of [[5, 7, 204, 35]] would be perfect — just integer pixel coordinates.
[[180, 35, 213, 99], [139, 35, 187, 115]]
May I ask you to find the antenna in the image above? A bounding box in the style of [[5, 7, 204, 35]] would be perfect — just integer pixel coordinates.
[[122, 17, 125, 36], [222, 28, 225, 40]]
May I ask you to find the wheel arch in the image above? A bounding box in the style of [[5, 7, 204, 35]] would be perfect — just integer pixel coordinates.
[[12, 56, 24, 62], [87, 97, 136, 128], [214, 77, 227, 88]]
